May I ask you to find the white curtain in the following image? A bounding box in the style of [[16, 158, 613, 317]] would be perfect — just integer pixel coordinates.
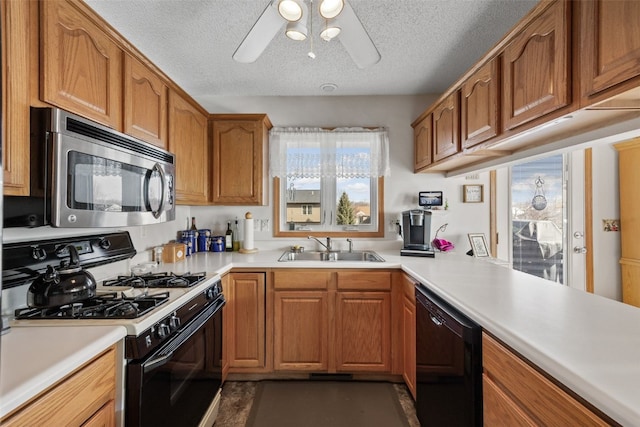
[[269, 127, 390, 178]]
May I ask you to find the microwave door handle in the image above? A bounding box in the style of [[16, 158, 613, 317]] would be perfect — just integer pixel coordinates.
[[146, 163, 166, 219]]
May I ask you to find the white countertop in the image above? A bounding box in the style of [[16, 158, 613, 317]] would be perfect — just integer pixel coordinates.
[[0, 325, 127, 419], [162, 249, 640, 426]]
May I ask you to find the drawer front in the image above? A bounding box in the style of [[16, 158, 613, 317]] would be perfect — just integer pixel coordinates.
[[482, 334, 609, 426], [483, 374, 536, 426], [273, 270, 331, 290], [2, 346, 116, 426], [336, 271, 391, 291]]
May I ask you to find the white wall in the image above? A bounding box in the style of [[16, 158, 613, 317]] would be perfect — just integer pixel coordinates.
[[193, 95, 492, 253]]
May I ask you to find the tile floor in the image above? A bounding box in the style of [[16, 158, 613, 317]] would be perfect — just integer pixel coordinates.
[[215, 381, 420, 427]]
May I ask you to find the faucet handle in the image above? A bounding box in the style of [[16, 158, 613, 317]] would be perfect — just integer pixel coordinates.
[[346, 238, 353, 252]]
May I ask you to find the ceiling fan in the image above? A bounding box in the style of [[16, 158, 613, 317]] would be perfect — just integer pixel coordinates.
[[232, 0, 381, 69]]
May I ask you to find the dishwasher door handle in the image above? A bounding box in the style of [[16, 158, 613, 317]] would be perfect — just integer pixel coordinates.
[[430, 313, 444, 326]]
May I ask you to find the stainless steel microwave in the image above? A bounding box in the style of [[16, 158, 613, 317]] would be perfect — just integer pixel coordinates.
[[4, 107, 175, 228]]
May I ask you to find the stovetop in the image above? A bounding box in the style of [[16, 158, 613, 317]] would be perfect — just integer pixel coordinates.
[[14, 291, 170, 320], [102, 271, 207, 289]]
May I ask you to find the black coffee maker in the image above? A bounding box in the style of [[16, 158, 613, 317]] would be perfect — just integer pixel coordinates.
[[400, 209, 435, 257]]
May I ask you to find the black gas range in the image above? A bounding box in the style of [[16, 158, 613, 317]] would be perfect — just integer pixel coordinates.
[[2, 231, 226, 427]]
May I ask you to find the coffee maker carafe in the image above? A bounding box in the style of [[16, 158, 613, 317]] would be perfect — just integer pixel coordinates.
[[401, 209, 435, 257]]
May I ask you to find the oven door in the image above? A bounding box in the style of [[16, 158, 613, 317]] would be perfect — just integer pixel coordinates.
[[51, 131, 175, 228], [126, 298, 224, 427]]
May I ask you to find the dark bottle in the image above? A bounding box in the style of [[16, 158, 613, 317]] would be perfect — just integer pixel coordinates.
[[232, 218, 240, 251], [225, 221, 233, 252], [190, 216, 197, 231]]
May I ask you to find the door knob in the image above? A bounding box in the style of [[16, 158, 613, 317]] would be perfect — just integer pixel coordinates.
[[573, 246, 587, 254]]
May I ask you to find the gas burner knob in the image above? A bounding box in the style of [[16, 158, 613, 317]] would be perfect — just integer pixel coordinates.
[[31, 247, 47, 261], [98, 238, 111, 250], [156, 323, 171, 339], [169, 315, 181, 331], [205, 287, 216, 300]]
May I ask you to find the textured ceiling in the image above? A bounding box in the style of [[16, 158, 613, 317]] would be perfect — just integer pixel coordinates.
[[84, 0, 538, 103]]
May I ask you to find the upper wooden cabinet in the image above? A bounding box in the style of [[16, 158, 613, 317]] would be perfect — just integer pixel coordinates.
[[210, 115, 272, 206], [124, 54, 168, 148], [40, 0, 123, 129], [412, 113, 432, 172], [461, 58, 499, 149], [433, 91, 460, 162], [2, 0, 31, 196], [168, 90, 209, 205], [579, 0, 640, 106], [501, 0, 570, 131]]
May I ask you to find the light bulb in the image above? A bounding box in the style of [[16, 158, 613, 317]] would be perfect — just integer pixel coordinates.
[[319, 0, 344, 19], [278, 0, 303, 21]]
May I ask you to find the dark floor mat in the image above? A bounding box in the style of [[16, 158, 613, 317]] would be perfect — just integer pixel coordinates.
[[246, 381, 411, 427]]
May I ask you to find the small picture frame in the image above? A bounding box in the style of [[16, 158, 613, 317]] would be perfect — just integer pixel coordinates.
[[463, 184, 484, 203], [468, 233, 489, 258]]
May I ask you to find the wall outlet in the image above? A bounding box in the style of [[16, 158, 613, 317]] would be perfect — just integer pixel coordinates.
[[261, 219, 270, 232]]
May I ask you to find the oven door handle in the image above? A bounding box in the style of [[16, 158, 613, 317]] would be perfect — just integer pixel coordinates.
[[143, 350, 175, 372], [142, 296, 226, 374]]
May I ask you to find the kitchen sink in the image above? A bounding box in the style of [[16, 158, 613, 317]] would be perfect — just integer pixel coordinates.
[[278, 250, 385, 262]]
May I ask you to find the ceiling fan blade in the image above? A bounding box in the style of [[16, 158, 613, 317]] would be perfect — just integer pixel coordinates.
[[336, 2, 381, 69], [233, 1, 284, 63]]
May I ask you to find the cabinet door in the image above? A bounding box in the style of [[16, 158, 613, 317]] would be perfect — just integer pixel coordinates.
[[228, 272, 265, 369], [401, 275, 416, 400], [614, 139, 640, 307], [433, 91, 460, 162], [168, 90, 209, 204], [413, 114, 432, 171], [502, 0, 570, 131], [274, 291, 329, 371], [221, 274, 231, 380], [41, 0, 122, 129], [483, 375, 536, 427], [335, 291, 391, 372], [461, 59, 499, 149], [124, 54, 167, 148], [2, 0, 31, 196], [81, 400, 115, 427], [211, 115, 271, 205], [580, 0, 640, 104], [483, 333, 610, 426]]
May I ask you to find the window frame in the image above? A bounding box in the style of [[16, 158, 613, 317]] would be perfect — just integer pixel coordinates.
[[273, 177, 385, 237]]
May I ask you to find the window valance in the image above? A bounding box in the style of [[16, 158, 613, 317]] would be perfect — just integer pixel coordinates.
[[269, 127, 390, 178]]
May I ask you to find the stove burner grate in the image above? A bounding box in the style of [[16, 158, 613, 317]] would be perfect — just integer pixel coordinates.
[[14, 291, 170, 319], [102, 271, 206, 288]]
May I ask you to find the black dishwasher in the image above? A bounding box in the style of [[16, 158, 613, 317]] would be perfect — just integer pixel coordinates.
[[415, 284, 482, 426]]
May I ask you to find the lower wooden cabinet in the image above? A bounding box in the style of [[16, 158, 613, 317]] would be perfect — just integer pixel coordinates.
[[271, 269, 392, 374], [400, 274, 417, 399], [1, 346, 116, 427], [226, 272, 266, 371], [335, 291, 391, 372], [273, 291, 329, 371], [482, 332, 611, 426]]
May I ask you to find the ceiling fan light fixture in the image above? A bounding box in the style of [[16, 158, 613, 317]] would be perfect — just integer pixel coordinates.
[[319, 0, 344, 19], [320, 20, 341, 41], [285, 21, 308, 41], [278, 0, 304, 21]]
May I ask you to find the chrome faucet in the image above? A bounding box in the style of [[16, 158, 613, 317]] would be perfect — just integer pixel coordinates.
[[346, 238, 353, 252], [308, 236, 332, 252]]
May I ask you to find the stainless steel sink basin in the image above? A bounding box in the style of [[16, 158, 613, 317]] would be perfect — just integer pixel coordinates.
[[278, 250, 385, 262]]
